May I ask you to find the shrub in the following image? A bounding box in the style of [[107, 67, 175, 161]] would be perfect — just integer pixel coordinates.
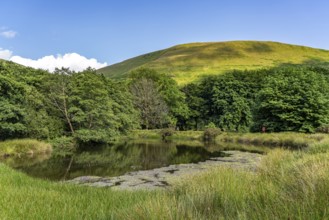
[[203, 127, 221, 141], [160, 128, 175, 140], [205, 122, 217, 129], [316, 124, 329, 133]]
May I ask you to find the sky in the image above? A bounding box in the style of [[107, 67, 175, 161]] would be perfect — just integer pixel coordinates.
[[0, 0, 329, 71]]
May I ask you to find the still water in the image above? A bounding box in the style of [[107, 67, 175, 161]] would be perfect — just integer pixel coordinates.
[[1, 140, 226, 181]]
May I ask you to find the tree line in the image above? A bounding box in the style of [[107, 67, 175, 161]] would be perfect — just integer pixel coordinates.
[[129, 66, 329, 133], [1, 60, 329, 143], [181, 66, 329, 132], [0, 62, 139, 142]]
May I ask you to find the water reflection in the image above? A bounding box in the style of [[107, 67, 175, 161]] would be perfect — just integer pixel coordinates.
[[1, 140, 226, 181]]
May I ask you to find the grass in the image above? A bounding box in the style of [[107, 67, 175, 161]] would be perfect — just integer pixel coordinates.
[[124, 129, 204, 141], [0, 132, 329, 219], [118, 141, 329, 219], [0, 164, 154, 219], [0, 139, 52, 157], [98, 41, 329, 84], [216, 132, 326, 149], [125, 130, 324, 153]]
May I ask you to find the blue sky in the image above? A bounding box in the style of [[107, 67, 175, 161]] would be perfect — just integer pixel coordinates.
[[0, 0, 329, 70]]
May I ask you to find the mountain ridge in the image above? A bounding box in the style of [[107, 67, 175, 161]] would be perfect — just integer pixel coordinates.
[[97, 41, 329, 84]]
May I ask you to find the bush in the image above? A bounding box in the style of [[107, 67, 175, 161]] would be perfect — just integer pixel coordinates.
[[205, 122, 217, 129], [160, 128, 175, 140], [316, 124, 329, 133], [203, 127, 221, 141]]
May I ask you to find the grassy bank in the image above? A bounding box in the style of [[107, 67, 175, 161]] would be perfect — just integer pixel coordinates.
[[0, 138, 328, 219], [125, 129, 204, 141], [125, 130, 326, 152], [0, 139, 52, 157], [0, 133, 328, 219], [121, 147, 329, 219], [217, 132, 326, 149], [0, 164, 153, 219]]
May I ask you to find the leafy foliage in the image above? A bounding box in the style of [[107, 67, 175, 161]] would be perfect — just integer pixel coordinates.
[[160, 127, 176, 140], [182, 66, 329, 132], [130, 77, 169, 129], [203, 127, 221, 141], [253, 67, 329, 132], [182, 71, 258, 131], [130, 68, 189, 129], [2, 58, 329, 142], [0, 61, 139, 143]]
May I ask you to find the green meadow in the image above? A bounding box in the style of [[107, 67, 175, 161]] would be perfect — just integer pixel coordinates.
[[98, 41, 329, 84]]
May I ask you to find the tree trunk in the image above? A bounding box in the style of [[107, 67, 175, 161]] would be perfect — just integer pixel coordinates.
[[62, 85, 75, 134]]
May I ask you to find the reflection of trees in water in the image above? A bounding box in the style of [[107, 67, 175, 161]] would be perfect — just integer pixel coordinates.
[[62, 156, 74, 180], [0, 153, 51, 168], [9, 141, 224, 181]]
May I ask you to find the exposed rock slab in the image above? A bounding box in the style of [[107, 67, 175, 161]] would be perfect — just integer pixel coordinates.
[[67, 151, 262, 190]]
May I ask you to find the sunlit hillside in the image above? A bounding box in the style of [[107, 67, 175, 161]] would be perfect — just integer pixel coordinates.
[[98, 41, 329, 84]]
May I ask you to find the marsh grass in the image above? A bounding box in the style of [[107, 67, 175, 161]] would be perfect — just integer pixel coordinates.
[[0, 164, 153, 219], [0, 139, 52, 157], [118, 146, 329, 219], [126, 129, 162, 139], [1, 133, 329, 219], [171, 130, 204, 140], [217, 132, 325, 149], [125, 130, 324, 154], [125, 129, 203, 141]]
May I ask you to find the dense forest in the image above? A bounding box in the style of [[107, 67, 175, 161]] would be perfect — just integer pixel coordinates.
[[1, 60, 329, 143], [0, 61, 139, 142]]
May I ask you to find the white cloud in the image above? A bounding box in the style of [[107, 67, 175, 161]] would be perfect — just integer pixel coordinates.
[[10, 53, 107, 72], [0, 48, 13, 60], [0, 30, 17, 39], [0, 47, 107, 71]]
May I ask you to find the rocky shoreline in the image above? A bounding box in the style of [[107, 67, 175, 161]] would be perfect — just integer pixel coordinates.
[[67, 151, 263, 190]]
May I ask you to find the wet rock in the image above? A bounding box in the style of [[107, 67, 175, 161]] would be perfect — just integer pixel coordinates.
[[67, 176, 102, 184], [67, 151, 262, 190]]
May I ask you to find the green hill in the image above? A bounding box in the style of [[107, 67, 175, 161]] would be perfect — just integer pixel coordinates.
[[97, 41, 329, 84]]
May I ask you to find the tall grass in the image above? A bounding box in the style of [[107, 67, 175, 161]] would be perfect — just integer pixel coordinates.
[[125, 129, 203, 141], [0, 164, 153, 219], [118, 144, 329, 219], [0, 133, 328, 219], [0, 139, 52, 157], [217, 132, 325, 149]]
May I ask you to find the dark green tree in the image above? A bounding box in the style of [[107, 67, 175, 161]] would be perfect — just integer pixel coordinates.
[[69, 68, 119, 142], [195, 74, 253, 131], [0, 75, 27, 139], [181, 83, 205, 130], [106, 79, 140, 133], [42, 68, 75, 135], [253, 67, 329, 132]]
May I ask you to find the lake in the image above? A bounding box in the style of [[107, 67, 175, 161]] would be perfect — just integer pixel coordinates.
[[1, 140, 227, 181]]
